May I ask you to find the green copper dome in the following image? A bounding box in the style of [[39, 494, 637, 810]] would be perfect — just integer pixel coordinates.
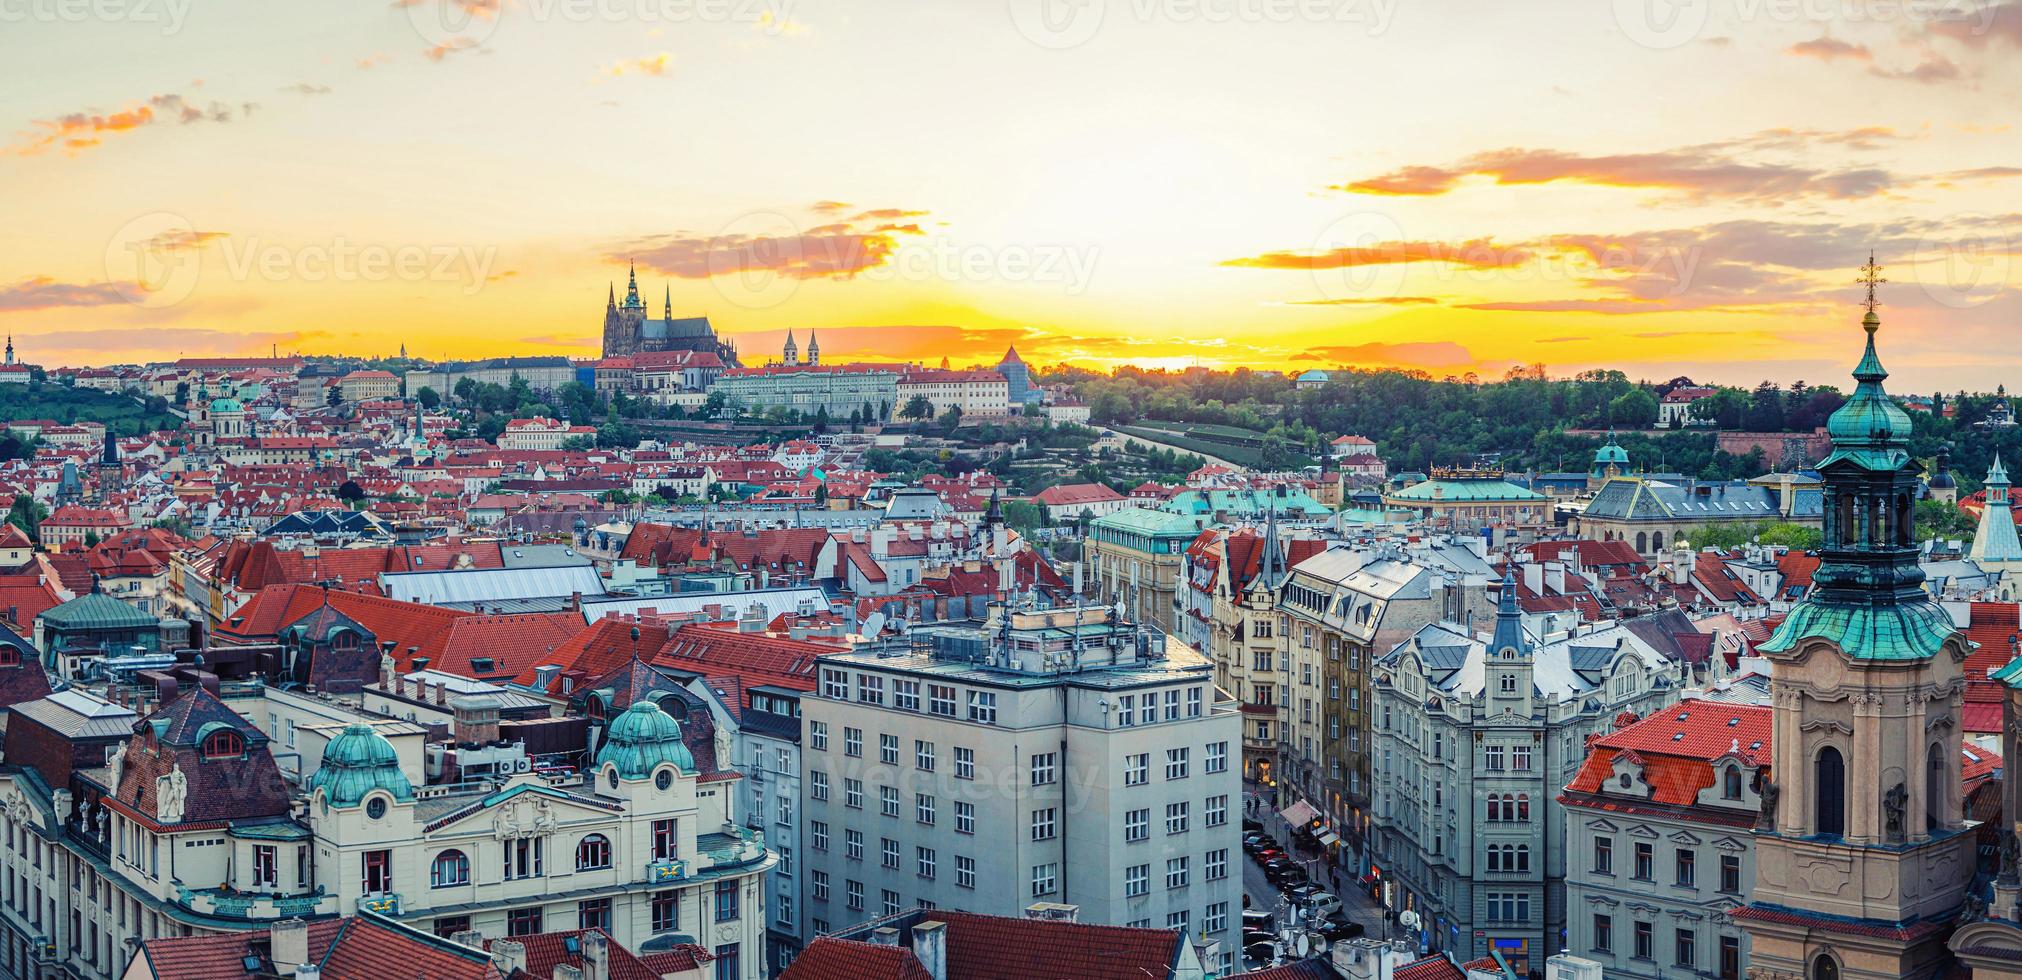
[[596, 701, 695, 781], [1821, 310, 1912, 471], [307, 724, 414, 808]]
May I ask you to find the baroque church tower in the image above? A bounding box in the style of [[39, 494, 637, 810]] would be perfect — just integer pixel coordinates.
[[1734, 258, 1976, 979]]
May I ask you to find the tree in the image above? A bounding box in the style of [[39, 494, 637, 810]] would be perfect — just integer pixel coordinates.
[[326, 384, 342, 408], [900, 395, 934, 421], [5, 497, 45, 543], [83, 531, 99, 549], [1608, 389, 1658, 428], [1003, 500, 1046, 533], [938, 404, 964, 432], [1916, 498, 1976, 542], [174, 381, 190, 405], [415, 386, 441, 410], [813, 483, 829, 507], [454, 378, 479, 404], [337, 479, 366, 503]]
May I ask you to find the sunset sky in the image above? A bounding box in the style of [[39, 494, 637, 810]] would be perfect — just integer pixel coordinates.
[[3, 0, 2021, 388]]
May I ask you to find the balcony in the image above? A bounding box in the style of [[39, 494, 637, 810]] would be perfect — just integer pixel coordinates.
[[697, 825, 770, 873], [175, 885, 341, 922]]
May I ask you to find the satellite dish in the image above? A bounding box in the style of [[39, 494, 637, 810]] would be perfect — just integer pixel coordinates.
[[1279, 929, 1295, 945], [1296, 935, 1311, 957], [860, 611, 887, 636], [1399, 910, 1422, 931]]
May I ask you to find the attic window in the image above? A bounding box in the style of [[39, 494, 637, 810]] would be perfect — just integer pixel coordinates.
[[1672, 733, 1685, 741], [470, 658, 495, 673], [1727, 717, 1740, 726], [0, 648, 17, 667], [1749, 741, 1763, 751], [1676, 712, 1689, 721], [203, 730, 244, 759]]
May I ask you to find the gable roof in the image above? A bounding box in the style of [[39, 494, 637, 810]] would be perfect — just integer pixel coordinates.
[[780, 937, 936, 980]]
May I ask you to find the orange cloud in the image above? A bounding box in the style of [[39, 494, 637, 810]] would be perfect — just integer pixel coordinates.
[[1223, 238, 1529, 271], [1335, 131, 1897, 202], [9, 93, 251, 156], [0, 277, 144, 311], [1786, 36, 1871, 61], [618, 208, 930, 281]]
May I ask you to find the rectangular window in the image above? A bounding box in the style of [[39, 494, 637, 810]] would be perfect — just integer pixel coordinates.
[[1484, 746, 1504, 771], [880, 786, 900, 817], [1205, 795, 1228, 828], [917, 794, 937, 825], [1165, 857, 1189, 890], [1139, 697, 1156, 726], [843, 727, 862, 758], [714, 880, 739, 922], [1126, 863, 1149, 896], [954, 801, 975, 835], [1676, 848, 1696, 887], [1720, 936, 1741, 979], [821, 668, 847, 699], [253, 845, 277, 888], [968, 690, 998, 724], [503, 838, 544, 881], [879, 733, 899, 765], [809, 721, 827, 752], [1634, 842, 1653, 881], [1188, 687, 1203, 717], [881, 838, 900, 870], [811, 871, 829, 902], [882, 889, 901, 916], [955, 855, 976, 889], [1675, 928, 1695, 968], [714, 944, 740, 980], [1593, 837, 1613, 875], [1030, 752, 1057, 786], [810, 821, 829, 851], [1125, 808, 1149, 842], [1206, 848, 1228, 881], [915, 740, 936, 771], [1205, 741, 1228, 774], [1511, 744, 1533, 771], [916, 847, 936, 879], [928, 685, 956, 716], [1165, 748, 1189, 780], [1164, 689, 1180, 720], [1032, 807, 1057, 841], [954, 747, 974, 780], [810, 771, 829, 802], [578, 898, 611, 931], [508, 906, 543, 936], [1634, 920, 1653, 960], [1031, 863, 1057, 897], [434, 915, 472, 940], [1118, 694, 1135, 726], [857, 674, 884, 705], [363, 850, 392, 894], [894, 679, 920, 711], [845, 779, 864, 810], [846, 880, 864, 911], [1720, 854, 1741, 893], [1165, 802, 1189, 835], [1125, 753, 1149, 786], [845, 830, 863, 862], [1593, 914, 1612, 953]]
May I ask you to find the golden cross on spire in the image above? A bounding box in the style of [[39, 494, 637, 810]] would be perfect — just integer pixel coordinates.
[[1857, 251, 1886, 315]]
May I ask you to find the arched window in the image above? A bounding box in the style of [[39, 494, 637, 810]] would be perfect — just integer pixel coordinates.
[[1815, 746, 1846, 837], [430, 849, 469, 888], [331, 631, 359, 650], [1636, 532, 1648, 553], [576, 834, 612, 871], [1651, 531, 1664, 552], [1928, 742, 1946, 832], [1811, 953, 1840, 980], [586, 697, 606, 722], [1516, 845, 1530, 872], [1723, 765, 1743, 800], [1517, 794, 1530, 822], [202, 730, 244, 759]]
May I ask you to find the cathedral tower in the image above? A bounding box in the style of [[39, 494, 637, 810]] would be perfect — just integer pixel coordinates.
[[1734, 258, 1975, 980]]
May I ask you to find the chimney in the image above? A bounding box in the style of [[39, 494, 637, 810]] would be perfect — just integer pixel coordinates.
[[449, 930, 485, 951], [490, 940, 526, 975], [553, 967, 584, 980], [1521, 562, 1542, 596], [270, 919, 309, 972], [579, 930, 608, 980], [871, 927, 901, 946], [432, 680, 447, 706], [911, 920, 948, 980], [452, 697, 500, 746], [294, 967, 321, 980]]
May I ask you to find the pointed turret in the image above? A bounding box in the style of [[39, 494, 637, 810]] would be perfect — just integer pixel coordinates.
[[1971, 455, 2022, 563], [663, 282, 673, 320], [1489, 563, 1530, 658], [1255, 508, 1285, 591], [807, 328, 820, 366], [608, 282, 616, 309], [783, 329, 799, 366], [623, 261, 642, 309]]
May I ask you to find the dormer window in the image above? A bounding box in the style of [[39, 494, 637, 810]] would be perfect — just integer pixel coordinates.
[[1723, 765, 1743, 800], [0, 647, 19, 667], [203, 730, 244, 759]]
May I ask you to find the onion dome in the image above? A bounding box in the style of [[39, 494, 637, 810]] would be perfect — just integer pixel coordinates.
[[307, 724, 414, 808], [596, 700, 696, 781], [1821, 309, 1912, 471]]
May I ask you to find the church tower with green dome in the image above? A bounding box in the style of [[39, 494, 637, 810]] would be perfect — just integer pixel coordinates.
[[1735, 258, 1975, 980], [307, 723, 415, 810], [595, 700, 697, 785]]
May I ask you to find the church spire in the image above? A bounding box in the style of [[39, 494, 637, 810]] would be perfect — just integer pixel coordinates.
[[623, 261, 642, 309], [783, 329, 799, 366], [807, 328, 819, 366], [608, 282, 616, 309], [1489, 563, 1530, 658], [664, 282, 672, 319]]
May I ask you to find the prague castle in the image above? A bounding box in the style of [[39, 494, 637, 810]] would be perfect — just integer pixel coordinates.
[[600, 262, 741, 365]]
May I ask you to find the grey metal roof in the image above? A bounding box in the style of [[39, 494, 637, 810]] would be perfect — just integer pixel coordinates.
[[12, 689, 136, 739], [580, 587, 829, 626], [498, 545, 595, 570], [381, 564, 606, 606]]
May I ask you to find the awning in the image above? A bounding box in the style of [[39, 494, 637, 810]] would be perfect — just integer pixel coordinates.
[[1318, 831, 1341, 847], [1280, 800, 1318, 825]]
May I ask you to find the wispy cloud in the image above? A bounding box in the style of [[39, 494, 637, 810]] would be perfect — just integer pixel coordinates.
[[282, 83, 333, 96], [8, 93, 251, 156], [616, 205, 932, 281], [0, 277, 144, 311], [1223, 238, 1530, 271], [1287, 296, 1442, 306]]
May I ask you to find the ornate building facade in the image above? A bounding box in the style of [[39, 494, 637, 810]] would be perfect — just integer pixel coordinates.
[[601, 264, 741, 365]]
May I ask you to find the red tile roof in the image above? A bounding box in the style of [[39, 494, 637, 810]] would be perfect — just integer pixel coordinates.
[[134, 919, 346, 980], [780, 937, 935, 980], [318, 916, 502, 980], [485, 928, 667, 980], [936, 908, 1185, 980], [1394, 955, 1469, 980], [1565, 701, 1771, 806], [1033, 483, 1125, 507]]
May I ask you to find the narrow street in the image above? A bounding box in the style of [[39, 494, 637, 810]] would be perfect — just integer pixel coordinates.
[[1239, 790, 1395, 967]]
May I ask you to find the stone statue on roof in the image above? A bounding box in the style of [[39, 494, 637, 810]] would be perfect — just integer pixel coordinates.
[[157, 762, 188, 824]]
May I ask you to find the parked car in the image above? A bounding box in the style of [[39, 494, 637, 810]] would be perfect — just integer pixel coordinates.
[[1314, 918, 1365, 941], [1243, 817, 1265, 833], [1286, 884, 1325, 905], [1303, 893, 1343, 920], [1243, 940, 1277, 963], [1253, 847, 1286, 862]]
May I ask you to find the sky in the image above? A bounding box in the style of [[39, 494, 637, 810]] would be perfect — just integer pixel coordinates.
[[3, 0, 2021, 389]]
